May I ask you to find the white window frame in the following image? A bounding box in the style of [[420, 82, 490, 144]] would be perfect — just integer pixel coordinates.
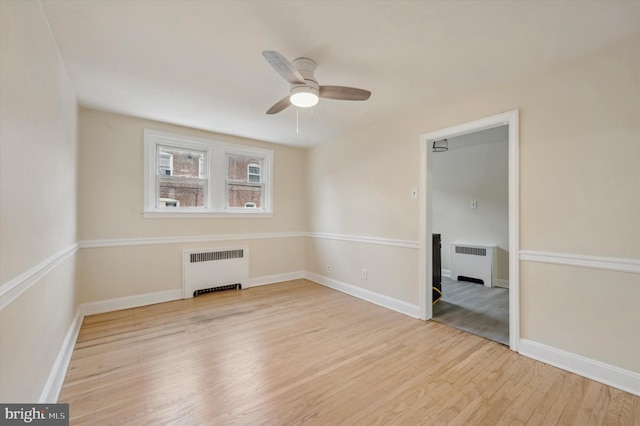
[[158, 152, 173, 176], [144, 129, 273, 218], [247, 163, 261, 183]]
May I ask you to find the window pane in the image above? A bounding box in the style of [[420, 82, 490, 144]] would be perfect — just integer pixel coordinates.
[[228, 155, 262, 183], [158, 146, 205, 178], [158, 177, 205, 207], [248, 163, 261, 183], [159, 153, 172, 176], [227, 183, 262, 208]]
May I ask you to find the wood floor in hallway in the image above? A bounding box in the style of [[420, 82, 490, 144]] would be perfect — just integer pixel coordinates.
[[59, 279, 639, 425]]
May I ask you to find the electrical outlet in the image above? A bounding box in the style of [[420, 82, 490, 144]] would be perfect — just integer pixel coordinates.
[[471, 201, 478, 209], [327, 264, 331, 273], [361, 269, 368, 280]]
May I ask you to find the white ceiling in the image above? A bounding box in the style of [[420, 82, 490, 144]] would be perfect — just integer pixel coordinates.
[[40, 1, 640, 147]]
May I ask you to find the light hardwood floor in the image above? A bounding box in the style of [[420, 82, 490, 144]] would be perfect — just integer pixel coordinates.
[[433, 277, 509, 345], [59, 279, 639, 425]]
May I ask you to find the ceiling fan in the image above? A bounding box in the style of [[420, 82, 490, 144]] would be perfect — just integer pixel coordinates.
[[262, 50, 372, 114]]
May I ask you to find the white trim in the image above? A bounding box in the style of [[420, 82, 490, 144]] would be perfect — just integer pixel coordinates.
[[143, 211, 274, 219], [495, 278, 510, 288], [248, 271, 306, 287], [80, 232, 305, 249], [418, 137, 428, 321], [79, 232, 418, 250], [420, 110, 520, 351], [39, 308, 83, 403], [520, 250, 640, 274], [0, 243, 79, 311], [307, 232, 420, 249], [79, 289, 182, 316], [305, 272, 421, 318], [441, 269, 451, 278], [519, 339, 640, 397]]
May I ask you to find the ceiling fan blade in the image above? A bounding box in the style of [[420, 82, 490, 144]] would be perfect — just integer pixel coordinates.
[[319, 86, 371, 101], [266, 96, 292, 114], [262, 50, 305, 85]]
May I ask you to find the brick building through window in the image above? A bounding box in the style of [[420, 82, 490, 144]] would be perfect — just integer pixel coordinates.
[[157, 148, 263, 209], [227, 155, 263, 208], [158, 147, 205, 207]]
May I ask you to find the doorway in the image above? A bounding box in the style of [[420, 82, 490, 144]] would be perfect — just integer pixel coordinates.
[[430, 126, 509, 344], [419, 110, 519, 351]]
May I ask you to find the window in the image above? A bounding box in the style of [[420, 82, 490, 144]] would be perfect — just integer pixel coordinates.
[[159, 153, 173, 176], [144, 129, 273, 216], [227, 156, 264, 209], [247, 163, 261, 183], [156, 146, 207, 208]]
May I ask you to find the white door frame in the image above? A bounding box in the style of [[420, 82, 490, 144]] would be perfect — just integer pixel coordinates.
[[419, 110, 520, 351]]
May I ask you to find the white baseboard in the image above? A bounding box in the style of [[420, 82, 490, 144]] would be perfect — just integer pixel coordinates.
[[495, 278, 509, 288], [305, 272, 421, 318], [248, 271, 306, 287], [519, 339, 640, 397], [441, 269, 451, 278], [39, 308, 83, 403], [79, 289, 183, 316]]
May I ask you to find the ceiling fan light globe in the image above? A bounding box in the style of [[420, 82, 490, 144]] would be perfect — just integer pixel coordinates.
[[290, 86, 319, 108]]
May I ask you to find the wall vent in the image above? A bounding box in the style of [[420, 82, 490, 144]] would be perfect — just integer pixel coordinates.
[[190, 249, 244, 263], [455, 246, 486, 257], [183, 247, 249, 299], [194, 283, 242, 297], [450, 243, 497, 288]]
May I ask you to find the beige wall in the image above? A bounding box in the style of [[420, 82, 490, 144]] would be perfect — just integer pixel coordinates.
[[433, 140, 509, 281], [0, 1, 78, 401], [521, 262, 639, 372], [77, 109, 307, 302], [79, 108, 306, 240], [306, 34, 639, 371], [305, 238, 419, 304]]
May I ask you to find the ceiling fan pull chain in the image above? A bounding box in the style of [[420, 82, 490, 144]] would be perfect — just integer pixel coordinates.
[[296, 107, 299, 134]]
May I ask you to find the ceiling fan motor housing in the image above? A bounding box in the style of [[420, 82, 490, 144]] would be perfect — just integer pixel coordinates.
[[291, 57, 318, 82], [289, 58, 319, 106]]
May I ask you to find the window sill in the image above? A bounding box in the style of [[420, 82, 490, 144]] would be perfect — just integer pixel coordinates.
[[143, 210, 273, 219]]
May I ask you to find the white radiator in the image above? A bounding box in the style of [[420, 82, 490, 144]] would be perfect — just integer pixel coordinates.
[[450, 243, 497, 288], [182, 247, 249, 298]]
